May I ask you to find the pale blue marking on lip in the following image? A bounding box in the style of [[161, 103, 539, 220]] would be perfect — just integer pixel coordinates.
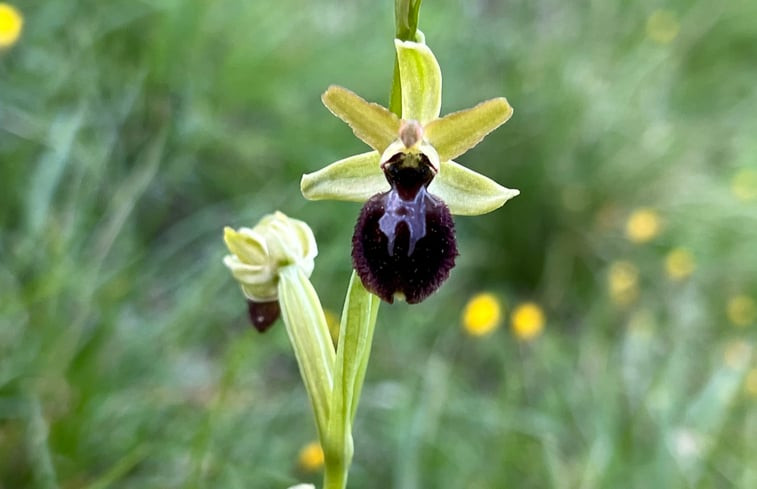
[[378, 187, 429, 257]]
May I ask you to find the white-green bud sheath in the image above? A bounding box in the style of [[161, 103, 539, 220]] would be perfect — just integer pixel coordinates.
[[223, 211, 317, 302]]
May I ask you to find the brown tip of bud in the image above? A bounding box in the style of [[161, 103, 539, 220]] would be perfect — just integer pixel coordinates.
[[247, 299, 281, 332]]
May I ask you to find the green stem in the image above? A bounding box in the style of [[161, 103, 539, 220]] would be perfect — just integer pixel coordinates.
[[323, 463, 349, 489], [395, 0, 423, 42], [390, 0, 423, 116]]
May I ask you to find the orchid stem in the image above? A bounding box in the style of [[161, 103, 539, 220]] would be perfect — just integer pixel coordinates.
[[395, 0, 423, 41], [390, 0, 423, 116], [323, 465, 348, 489]]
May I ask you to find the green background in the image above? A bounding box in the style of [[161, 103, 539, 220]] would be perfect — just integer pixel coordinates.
[[1, 0, 756, 487]]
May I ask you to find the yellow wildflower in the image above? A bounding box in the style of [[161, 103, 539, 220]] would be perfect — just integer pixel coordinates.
[[625, 208, 661, 244], [726, 295, 756, 327], [731, 168, 757, 202], [0, 3, 23, 48], [298, 441, 324, 472], [462, 293, 502, 337], [745, 368, 757, 397], [665, 248, 695, 281], [646, 10, 679, 44], [510, 302, 545, 341], [608, 261, 639, 306]]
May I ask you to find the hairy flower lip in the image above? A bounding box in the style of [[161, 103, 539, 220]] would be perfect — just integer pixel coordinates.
[[353, 188, 457, 304], [355, 149, 455, 303]]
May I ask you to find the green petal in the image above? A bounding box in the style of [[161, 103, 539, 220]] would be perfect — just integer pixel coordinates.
[[395, 39, 442, 124], [322, 86, 400, 153], [301, 152, 388, 202], [428, 160, 519, 216], [424, 98, 514, 162]]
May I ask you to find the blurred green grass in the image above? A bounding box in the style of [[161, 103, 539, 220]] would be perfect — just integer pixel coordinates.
[[1, 0, 756, 488]]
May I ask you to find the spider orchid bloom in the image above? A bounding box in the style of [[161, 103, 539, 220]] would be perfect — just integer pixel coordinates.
[[301, 39, 519, 304]]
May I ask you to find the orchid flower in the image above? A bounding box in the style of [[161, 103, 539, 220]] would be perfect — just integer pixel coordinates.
[[301, 39, 518, 304]]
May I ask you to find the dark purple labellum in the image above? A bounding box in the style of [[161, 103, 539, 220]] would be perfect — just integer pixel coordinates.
[[352, 152, 457, 304], [247, 299, 280, 332]]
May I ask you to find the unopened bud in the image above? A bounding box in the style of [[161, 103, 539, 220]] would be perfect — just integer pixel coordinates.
[[223, 211, 317, 302]]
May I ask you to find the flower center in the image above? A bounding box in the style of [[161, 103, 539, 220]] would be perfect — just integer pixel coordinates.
[[382, 151, 435, 200]]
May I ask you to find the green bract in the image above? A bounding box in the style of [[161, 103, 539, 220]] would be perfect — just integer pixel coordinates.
[[300, 39, 519, 216]]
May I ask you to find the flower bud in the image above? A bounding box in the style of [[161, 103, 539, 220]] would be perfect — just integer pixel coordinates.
[[223, 211, 317, 302]]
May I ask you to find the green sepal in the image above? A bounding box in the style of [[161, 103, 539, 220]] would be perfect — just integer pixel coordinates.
[[424, 97, 513, 162], [395, 39, 441, 124], [278, 266, 336, 439], [322, 86, 401, 153], [301, 152, 388, 203], [428, 160, 519, 216]]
